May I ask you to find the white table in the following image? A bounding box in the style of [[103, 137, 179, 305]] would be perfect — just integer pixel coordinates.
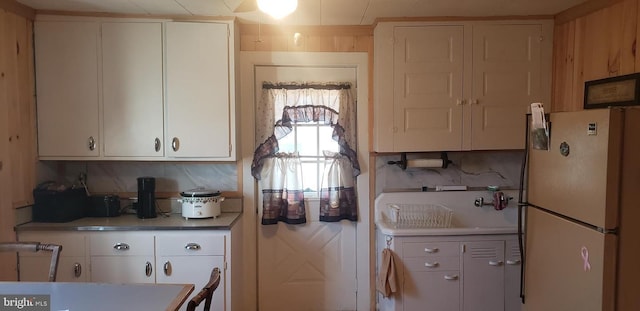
[[0, 282, 194, 311]]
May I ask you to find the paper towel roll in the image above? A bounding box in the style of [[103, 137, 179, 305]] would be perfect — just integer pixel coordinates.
[[406, 158, 444, 168]]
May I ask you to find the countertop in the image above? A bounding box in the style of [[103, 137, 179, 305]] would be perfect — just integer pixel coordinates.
[[15, 212, 241, 231]]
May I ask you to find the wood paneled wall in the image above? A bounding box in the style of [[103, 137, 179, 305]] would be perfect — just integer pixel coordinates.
[[0, 4, 36, 280], [552, 0, 640, 111]]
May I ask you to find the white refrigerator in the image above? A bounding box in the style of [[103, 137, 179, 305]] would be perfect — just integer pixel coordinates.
[[523, 108, 640, 311]]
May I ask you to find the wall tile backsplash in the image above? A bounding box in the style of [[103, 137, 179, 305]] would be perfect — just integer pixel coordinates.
[[376, 151, 524, 195], [38, 161, 238, 194]]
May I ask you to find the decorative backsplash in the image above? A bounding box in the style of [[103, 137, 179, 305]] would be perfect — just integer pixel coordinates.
[[37, 161, 238, 194], [376, 151, 524, 195]]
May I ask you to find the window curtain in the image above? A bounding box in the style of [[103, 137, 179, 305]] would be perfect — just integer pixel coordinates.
[[251, 82, 360, 225]]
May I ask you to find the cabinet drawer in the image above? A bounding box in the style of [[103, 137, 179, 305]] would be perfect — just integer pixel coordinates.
[[155, 232, 225, 256], [89, 233, 154, 256], [403, 256, 460, 272], [18, 232, 85, 257], [402, 241, 459, 257]]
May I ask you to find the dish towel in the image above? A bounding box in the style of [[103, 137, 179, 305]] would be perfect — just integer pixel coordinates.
[[376, 248, 398, 298]]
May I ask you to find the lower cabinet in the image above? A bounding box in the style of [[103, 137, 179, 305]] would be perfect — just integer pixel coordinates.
[[18, 230, 233, 311], [378, 234, 522, 311]]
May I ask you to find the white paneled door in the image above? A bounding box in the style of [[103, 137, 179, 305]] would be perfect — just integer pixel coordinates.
[[255, 66, 358, 311]]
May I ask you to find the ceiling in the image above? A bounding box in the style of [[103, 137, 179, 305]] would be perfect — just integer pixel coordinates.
[[16, 0, 589, 25]]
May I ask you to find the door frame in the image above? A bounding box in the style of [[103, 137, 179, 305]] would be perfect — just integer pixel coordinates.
[[240, 51, 370, 310]]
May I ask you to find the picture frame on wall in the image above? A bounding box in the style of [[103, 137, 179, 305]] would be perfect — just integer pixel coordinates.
[[584, 73, 640, 109]]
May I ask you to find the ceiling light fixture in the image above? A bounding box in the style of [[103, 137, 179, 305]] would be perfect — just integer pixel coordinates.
[[257, 0, 298, 19]]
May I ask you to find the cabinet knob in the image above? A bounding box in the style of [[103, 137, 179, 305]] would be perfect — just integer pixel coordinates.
[[444, 274, 458, 281], [489, 260, 504, 266], [185, 243, 201, 251], [113, 243, 130, 251], [164, 261, 172, 276], [88, 136, 96, 151], [145, 261, 153, 277], [424, 247, 439, 253], [456, 99, 465, 106], [73, 263, 82, 278], [506, 259, 521, 265], [424, 261, 439, 268], [154, 137, 161, 152], [471, 99, 479, 105], [172, 137, 180, 152]]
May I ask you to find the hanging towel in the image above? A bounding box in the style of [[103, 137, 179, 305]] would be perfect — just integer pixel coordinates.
[[376, 248, 398, 298]]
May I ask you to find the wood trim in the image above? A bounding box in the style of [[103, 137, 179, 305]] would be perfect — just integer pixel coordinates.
[[35, 10, 235, 21], [239, 24, 373, 36], [373, 15, 553, 26], [555, 0, 626, 24], [0, 0, 34, 20]]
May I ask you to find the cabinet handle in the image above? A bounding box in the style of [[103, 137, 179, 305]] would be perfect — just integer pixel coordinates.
[[164, 261, 172, 276], [88, 136, 96, 151], [506, 259, 521, 265], [185, 243, 201, 251], [113, 243, 130, 251], [73, 263, 82, 278], [471, 99, 479, 105], [424, 261, 439, 268], [456, 99, 465, 106], [489, 260, 504, 266], [444, 274, 458, 281], [154, 138, 161, 152], [145, 261, 153, 277], [172, 137, 180, 152], [424, 247, 439, 253]]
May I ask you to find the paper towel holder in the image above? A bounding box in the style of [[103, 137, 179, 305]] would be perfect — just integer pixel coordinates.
[[387, 152, 451, 170]]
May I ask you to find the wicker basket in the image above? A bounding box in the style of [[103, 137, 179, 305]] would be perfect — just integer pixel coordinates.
[[387, 203, 453, 228]]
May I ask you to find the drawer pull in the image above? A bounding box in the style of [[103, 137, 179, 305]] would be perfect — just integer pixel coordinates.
[[73, 263, 82, 278], [489, 260, 504, 266], [164, 261, 172, 276], [145, 261, 153, 277], [424, 262, 439, 268], [113, 243, 130, 251], [506, 259, 521, 265], [185, 243, 201, 251], [424, 247, 439, 253], [444, 274, 458, 281]]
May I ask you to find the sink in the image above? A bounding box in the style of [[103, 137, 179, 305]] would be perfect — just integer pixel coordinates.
[[375, 190, 520, 236]]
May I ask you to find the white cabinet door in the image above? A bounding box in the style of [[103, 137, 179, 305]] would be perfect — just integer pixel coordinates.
[[392, 25, 465, 152], [165, 22, 231, 158], [89, 232, 155, 283], [18, 232, 87, 282], [156, 256, 224, 311], [505, 238, 522, 311], [101, 22, 164, 157], [403, 271, 461, 311], [462, 240, 505, 311], [470, 24, 542, 150], [35, 21, 100, 157]]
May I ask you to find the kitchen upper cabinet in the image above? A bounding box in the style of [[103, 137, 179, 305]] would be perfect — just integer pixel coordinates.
[[35, 21, 100, 157], [165, 22, 234, 159], [101, 22, 164, 158], [374, 21, 552, 152]]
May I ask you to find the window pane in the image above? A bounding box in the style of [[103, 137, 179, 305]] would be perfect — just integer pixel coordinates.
[[297, 126, 318, 156], [301, 162, 318, 192], [278, 128, 296, 153], [319, 126, 340, 153]]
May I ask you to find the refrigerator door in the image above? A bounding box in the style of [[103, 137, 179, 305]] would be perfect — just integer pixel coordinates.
[[528, 109, 623, 230], [524, 207, 616, 311]]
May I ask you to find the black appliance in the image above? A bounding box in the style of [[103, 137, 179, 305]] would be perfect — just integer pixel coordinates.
[[88, 195, 121, 217], [137, 177, 157, 219]]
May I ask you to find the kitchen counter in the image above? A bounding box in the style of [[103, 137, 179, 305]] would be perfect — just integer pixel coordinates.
[[15, 212, 241, 231]]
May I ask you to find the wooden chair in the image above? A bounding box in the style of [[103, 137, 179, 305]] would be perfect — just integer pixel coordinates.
[[186, 267, 221, 311], [0, 242, 62, 282]]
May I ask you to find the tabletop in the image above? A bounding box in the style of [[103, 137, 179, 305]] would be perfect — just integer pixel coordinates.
[[0, 282, 194, 311]]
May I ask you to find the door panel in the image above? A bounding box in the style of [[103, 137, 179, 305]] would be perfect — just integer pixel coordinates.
[[527, 109, 623, 229], [524, 207, 616, 311], [463, 240, 504, 311], [254, 66, 358, 311]]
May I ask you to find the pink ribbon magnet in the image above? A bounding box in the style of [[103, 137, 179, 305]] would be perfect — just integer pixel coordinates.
[[581, 246, 591, 272]]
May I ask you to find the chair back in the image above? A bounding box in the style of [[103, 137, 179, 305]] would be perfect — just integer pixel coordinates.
[[186, 267, 221, 311], [0, 242, 62, 281]]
